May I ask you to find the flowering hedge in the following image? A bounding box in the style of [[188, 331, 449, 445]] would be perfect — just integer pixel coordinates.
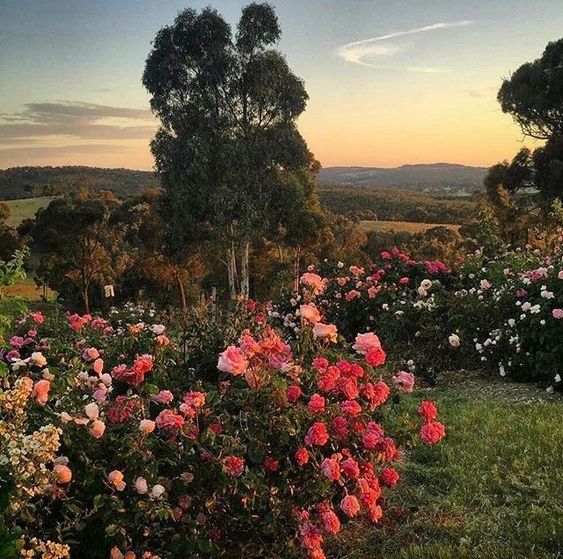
[[0, 307, 444, 558], [272, 245, 563, 391]]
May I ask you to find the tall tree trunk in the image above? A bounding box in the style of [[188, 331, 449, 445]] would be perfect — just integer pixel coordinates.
[[240, 241, 250, 299], [294, 245, 302, 293], [176, 272, 187, 311], [227, 241, 238, 299], [83, 285, 90, 315]]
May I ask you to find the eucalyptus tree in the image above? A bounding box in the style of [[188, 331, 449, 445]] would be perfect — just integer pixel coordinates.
[[143, 2, 315, 298]]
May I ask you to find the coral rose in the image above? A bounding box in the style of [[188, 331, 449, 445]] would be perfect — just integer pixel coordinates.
[[420, 421, 446, 444]]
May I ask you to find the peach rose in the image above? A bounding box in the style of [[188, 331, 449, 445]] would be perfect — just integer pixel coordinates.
[[217, 346, 248, 376], [32, 379, 50, 406], [299, 304, 321, 324], [139, 419, 156, 434], [312, 323, 338, 343], [54, 464, 72, 484], [89, 419, 106, 438], [108, 470, 126, 491]]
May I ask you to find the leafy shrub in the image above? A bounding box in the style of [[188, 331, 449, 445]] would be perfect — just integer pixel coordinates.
[[0, 307, 444, 558]]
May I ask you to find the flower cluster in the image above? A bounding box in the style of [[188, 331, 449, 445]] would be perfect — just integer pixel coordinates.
[[0, 307, 444, 558]]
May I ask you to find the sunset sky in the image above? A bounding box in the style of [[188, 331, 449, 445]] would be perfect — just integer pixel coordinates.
[[1, 0, 562, 170]]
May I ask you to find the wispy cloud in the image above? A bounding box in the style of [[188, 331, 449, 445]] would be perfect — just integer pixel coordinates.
[[337, 20, 473, 68], [0, 101, 155, 143]]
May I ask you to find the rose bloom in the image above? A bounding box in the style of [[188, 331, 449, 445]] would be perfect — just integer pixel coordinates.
[[224, 455, 245, 477], [83, 347, 100, 361], [139, 419, 156, 434], [353, 332, 382, 355], [54, 464, 72, 484], [108, 470, 126, 491], [448, 333, 461, 348], [299, 521, 323, 552], [90, 419, 106, 439], [363, 381, 390, 408], [300, 304, 322, 324], [153, 390, 174, 404], [30, 311, 45, 324], [84, 402, 99, 420], [365, 347, 386, 367], [317, 365, 341, 392], [418, 400, 438, 422], [380, 467, 400, 487], [312, 323, 338, 343], [295, 447, 309, 466], [217, 346, 248, 376], [300, 272, 325, 295], [264, 457, 280, 472], [286, 385, 302, 404], [340, 400, 362, 417], [321, 509, 341, 534], [392, 370, 415, 393], [135, 476, 149, 494], [552, 308, 563, 319], [420, 421, 446, 444], [31, 352, 47, 367], [340, 495, 361, 518], [155, 334, 170, 346], [32, 379, 50, 406], [341, 457, 360, 479], [305, 422, 329, 446], [156, 409, 185, 431], [308, 393, 326, 414], [320, 456, 341, 481], [183, 391, 206, 408]]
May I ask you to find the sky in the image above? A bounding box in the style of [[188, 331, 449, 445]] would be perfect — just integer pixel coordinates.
[[1, 0, 562, 171]]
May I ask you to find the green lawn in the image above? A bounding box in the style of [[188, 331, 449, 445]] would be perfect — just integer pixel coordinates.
[[332, 382, 563, 558], [4, 196, 54, 227]]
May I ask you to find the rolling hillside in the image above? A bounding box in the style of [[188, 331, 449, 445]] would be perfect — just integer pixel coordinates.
[[318, 162, 487, 196], [0, 166, 157, 200]]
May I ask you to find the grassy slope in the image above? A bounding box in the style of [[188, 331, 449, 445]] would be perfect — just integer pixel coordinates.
[[4, 196, 53, 227], [332, 383, 563, 559], [359, 220, 461, 234]]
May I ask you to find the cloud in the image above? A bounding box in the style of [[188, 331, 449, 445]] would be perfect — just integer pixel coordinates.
[[0, 101, 156, 143], [407, 66, 447, 73], [337, 20, 473, 68]]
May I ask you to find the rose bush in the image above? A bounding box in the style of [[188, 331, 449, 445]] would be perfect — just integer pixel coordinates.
[[273, 245, 563, 390], [0, 306, 444, 558]]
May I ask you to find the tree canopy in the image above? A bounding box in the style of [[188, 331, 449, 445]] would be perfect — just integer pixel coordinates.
[[142, 2, 320, 298]]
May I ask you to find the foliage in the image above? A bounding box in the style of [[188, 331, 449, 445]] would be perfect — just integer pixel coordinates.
[[0, 166, 157, 201], [0, 305, 443, 558], [143, 2, 322, 298]]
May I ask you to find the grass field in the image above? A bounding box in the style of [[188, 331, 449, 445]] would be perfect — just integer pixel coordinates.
[[3, 196, 54, 227], [332, 376, 563, 559], [360, 220, 461, 234]]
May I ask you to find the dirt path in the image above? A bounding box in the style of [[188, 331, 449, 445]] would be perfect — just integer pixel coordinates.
[[423, 370, 563, 404]]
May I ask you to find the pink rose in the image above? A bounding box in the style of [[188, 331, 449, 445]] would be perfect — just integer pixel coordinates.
[[552, 308, 563, 319], [217, 346, 248, 376], [352, 332, 382, 355], [340, 494, 361, 517], [392, 370, 415, 393]]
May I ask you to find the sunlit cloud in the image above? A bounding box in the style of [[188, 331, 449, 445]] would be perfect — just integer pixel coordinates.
[[407, 66, 447, 73], [337, 20, 473, 68]]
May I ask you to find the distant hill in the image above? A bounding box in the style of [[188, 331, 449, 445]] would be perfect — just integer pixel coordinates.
[[0, 163, 488, 201], [318, 163, 488, 196], [0, 166, 158, 200]]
